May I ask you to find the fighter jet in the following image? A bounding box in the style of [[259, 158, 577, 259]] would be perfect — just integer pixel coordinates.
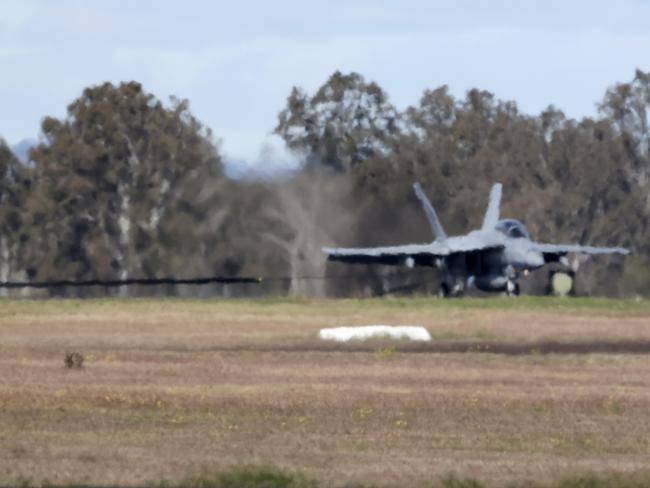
[[322, 182, 629, 296]]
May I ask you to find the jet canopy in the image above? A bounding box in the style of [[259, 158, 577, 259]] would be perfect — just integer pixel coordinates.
[[495, 219, 530, 239]]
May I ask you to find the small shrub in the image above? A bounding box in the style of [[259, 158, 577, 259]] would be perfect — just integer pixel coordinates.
[[64, 351, 84, 369], [555, 475, 650, 488], [177, 465, 316, 488], [375, 346, 395, 358], [218, 466, 297, 488], [441, 475, 485, 488]]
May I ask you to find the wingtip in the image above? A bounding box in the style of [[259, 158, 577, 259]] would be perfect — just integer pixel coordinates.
[[609, 246, 631, 255]]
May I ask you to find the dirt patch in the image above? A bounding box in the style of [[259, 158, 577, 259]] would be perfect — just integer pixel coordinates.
[[1, 298, 650, 487]]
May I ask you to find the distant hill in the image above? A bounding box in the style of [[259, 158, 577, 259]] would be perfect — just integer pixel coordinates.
[[10, 138, 37, 162], [223, 156, 296, 180]]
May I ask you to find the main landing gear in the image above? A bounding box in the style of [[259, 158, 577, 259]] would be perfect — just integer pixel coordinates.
[[438, 277, 521, 297], [438, 283, 450, 298], [438, 281, 465, 298]]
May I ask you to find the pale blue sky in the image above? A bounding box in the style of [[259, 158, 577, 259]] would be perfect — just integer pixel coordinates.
[[1, 0, 648, 165]]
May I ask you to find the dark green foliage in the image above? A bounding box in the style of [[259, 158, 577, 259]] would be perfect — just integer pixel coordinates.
[[274, 71, 399, 173], [1, 82, 296, 297], [23, 82, 227, 288], [274, 70, 650, 296], [159, 465, 315, 488], [8, 465, 650, 487], [0, 138, 32, 289], [2, 70, 650, 297], [212, 465, 305, 488], [553, 475, 650, 488], [504, 474, 650, 488], [440, 475, 485, 488]]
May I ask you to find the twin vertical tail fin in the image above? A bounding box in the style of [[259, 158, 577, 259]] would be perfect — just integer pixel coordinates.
[[413, 182, 447, 241], [481, 182, 502, 230], [413, 181, 502, 239]]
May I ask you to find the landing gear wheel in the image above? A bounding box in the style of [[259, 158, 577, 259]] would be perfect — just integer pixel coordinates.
[[506, 281, 520, 297], [438, 283, 450, 298]]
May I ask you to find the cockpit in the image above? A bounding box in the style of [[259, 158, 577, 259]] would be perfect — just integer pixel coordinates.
[[494, 219, 530, 239]]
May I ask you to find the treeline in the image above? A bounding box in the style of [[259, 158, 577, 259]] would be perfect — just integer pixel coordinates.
[[1, 70, 649, 297]]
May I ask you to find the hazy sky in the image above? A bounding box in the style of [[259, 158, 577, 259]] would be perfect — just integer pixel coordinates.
[[1, 0, 649, 165]]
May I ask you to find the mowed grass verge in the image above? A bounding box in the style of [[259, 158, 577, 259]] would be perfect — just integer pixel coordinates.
[[1, 297, 650, 487]]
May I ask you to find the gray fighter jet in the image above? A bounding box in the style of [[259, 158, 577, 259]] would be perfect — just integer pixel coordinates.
[[322, 182, 629, 296]]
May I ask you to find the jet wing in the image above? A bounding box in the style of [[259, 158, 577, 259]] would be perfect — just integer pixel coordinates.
[[323, 243, 448, 267], [530, 242, 630, 259], [323, 236, 505, 267]]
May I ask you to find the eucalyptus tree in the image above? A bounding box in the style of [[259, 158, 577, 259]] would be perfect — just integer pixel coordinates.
[[0, 139, 32, 293], [26, 82, 226, 290], [275, 71, 400, 173], [599, 69, 650, 188]]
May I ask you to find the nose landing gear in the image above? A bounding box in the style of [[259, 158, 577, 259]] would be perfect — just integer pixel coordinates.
[[506, 280, 520, 297], [504, 265, 520, 297]]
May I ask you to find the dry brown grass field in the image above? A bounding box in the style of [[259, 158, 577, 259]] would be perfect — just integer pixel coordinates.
[[1, 296, 650, 487]]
